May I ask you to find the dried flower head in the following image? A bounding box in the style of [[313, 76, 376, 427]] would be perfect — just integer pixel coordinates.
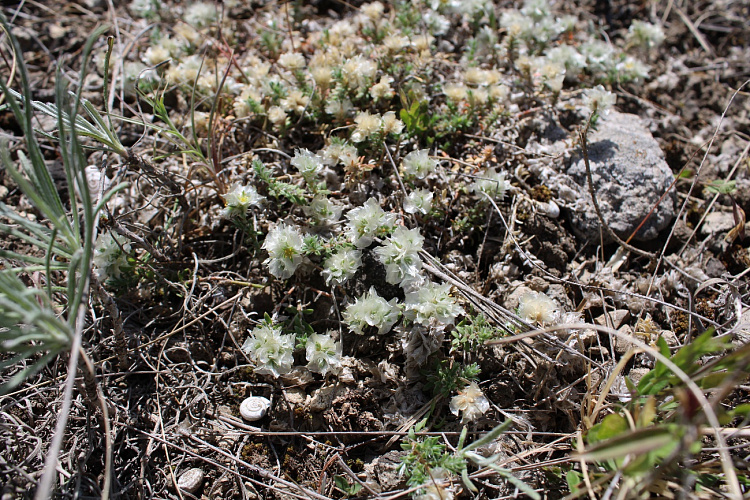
[[450, 382, 490, 424], [517, 291, 558, 325]]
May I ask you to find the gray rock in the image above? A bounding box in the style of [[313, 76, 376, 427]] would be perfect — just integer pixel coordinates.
[[567, 112, 676, 242]]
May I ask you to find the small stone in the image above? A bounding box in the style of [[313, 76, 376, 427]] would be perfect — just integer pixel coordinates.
[[594, 309, 631, 329], [240, 396, 271, 422], [567, 112, 677, 242], [177, 468, 204, 494]]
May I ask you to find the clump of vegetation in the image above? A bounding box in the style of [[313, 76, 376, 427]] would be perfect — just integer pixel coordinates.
[[0, 0, 748, 498]]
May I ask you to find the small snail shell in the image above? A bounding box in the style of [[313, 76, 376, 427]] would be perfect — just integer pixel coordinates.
[[537, 200, 560, 218], [177, 468, 204, 493], [240, 396, 271, 421]]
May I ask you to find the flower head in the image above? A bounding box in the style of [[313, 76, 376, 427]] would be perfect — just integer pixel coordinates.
[[470, 169, 508, 200], [291, 148, 324, 183], [278, 52, 306, 71], [404, 188, 433, 215], [405, 281, 463, 326], [183, 1, 217, 28], [401, 149, 437, 179], [374, 226, 424, 286], [223, 183, 264, 218], [305, 332, 343, 376], [351, 111, 382, 142], [303, 194, 343, 224], [343, 287, 400, 335], [242, 322, 295, 377], [94, 232, 132, 281], [345, 198, 397, 248], [582, 84, 616, 116], [627, 21, 665, 50], [450, 382, 490, 424], [517, 291, 558, 325], [322, 248, 362, 286], [262, 223, 305, 279]]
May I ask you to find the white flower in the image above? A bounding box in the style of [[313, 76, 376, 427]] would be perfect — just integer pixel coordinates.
[[343, 287, 400, 335], [322, 248, 362, 286], [223, 183, 264, 218], [291, 148, 324, 183], [401, 149, 437, 179], [470, 169, 508, 200], [404, 188, 433, 215], [183, 1, 217, 28], [143, 43, 171, 66], [242, 322, 295, 377], [405, 281, 463, 326], [370, 75, 395, 101], [517, 291, 558, 325], [305, 332, 342, 376], [342, 55, 377, 90], [166, 54, 203, 85], [278, 52, 306, 71], [325, 97, 354, 119], [450, 382, 490, 424], [581, 40, 615, 72], [320, 142, 358, 167], [262, 223, 305, 279], [281, 90, 309, 114], [582, 84, 617, 116], [374, 226, 424, 286], [414, 468, 454, 500], [535, 58, 566, 93], [303, 194, 343, 224], [361, 1, 385, 20], [311, 65, 332, 89], [627, 20, 665, 50], [383, 34, 409, 52], [616, 56, 650, 83], [444, 83, 468, 102], [345, 198, 397, 248], [268, 106, 287, 128], [351, 111, 382, 142], [545, 45, 587, 79], [382, 111, 404, 135], [94, 232, 132, 281]]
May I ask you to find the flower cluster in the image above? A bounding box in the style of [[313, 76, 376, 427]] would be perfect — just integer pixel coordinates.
[[262, 223, 305, 279], [345, 198, 397, 248], [406, 281, 464, 326], [342, 287, 400, 335], [470, 169, 508, 200], [242, 322, 295, 378], [290, 148, 324, 184], [305, 332, 342, 376], [222, 183, 264, 218], [404, 189, 433, 215], [93, 232, 132, 281], [322, 248, 362, 286], [401, 149, 438, 179], [374, 226, 425, 286], [449, 381, 490, 424], [517, 291, 559, 325], [583, 85, 617, 116]]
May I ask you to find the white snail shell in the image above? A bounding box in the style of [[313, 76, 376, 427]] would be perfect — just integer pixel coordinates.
[[240, 396, 271, 421], [177, 468, 204, 493]]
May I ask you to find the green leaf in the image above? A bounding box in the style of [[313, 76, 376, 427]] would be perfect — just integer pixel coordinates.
[[586, 413, 628, 444], [578, 426, 678, 464]]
